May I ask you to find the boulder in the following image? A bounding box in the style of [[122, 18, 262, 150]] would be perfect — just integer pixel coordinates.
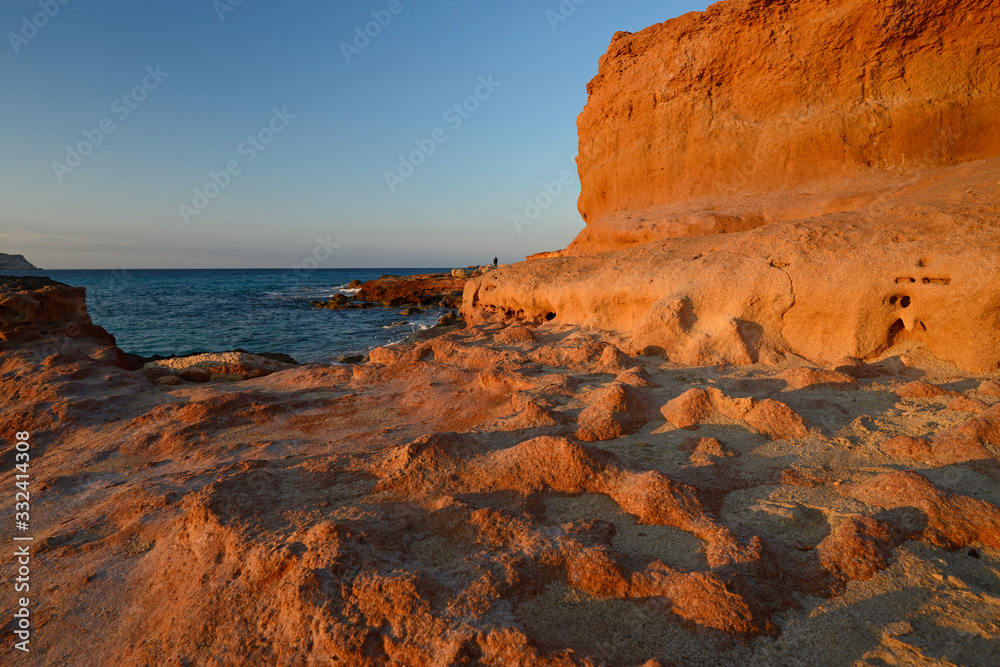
[[144, 351, 296, 381]]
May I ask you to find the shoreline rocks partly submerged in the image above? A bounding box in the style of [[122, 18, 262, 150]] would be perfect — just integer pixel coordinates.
[[310, 268, 496, 311]]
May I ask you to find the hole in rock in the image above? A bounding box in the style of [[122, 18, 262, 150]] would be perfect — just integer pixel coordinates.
[[899, 296, 911, 308], [544, 312, 556, 321], [923, 277, 952, 285], [969, 548, 981, 559], [888, 319, 906, 346], [896, 277, 916, 284]]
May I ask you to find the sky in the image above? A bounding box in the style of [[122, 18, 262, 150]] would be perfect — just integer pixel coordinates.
[[0, 0, 707, 269]]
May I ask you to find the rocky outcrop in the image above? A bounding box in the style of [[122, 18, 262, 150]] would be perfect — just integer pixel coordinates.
[[4, 271, 1000, 664], [144, 351, 299, 382], [0, 275, 116, 346], [312, 273, 466, 310], [571, 0, 1000, 254], [464, 0, 1000, 372], [466, 158, 1000, 371], [0, 253, 37, 270]]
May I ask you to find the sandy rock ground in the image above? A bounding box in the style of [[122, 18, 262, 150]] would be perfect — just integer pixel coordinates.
[[2, 317, 999, 666]]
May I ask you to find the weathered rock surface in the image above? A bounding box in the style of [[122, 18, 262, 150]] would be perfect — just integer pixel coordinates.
[[464, 0, 1000, 372], [2, 277, 1000, 665], [144, 350, 298, 380], [571, 0, 1000, 254], [466, 153, 1000, 372], [0, 275, 118, 348]]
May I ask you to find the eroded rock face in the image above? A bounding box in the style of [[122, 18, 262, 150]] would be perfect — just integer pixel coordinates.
[[0, 275, 117, 347], [464, 0, 1000, 372], [465, 158, 1000, 371], [572, 0, 1000, 254], [5, 290, 1000, 665]]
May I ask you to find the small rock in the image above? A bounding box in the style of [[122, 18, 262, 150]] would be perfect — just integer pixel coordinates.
[[451, 268, 470, 279], [778, 366, 857, 390], [947, 396, 988, 413], [884, 621, 912, 637], [155, 375, 182, 386], [897, 381, 954, 399], [977, 380, 1000, 397], [399, 307, 425, 316], [338, 355, 366, 364]]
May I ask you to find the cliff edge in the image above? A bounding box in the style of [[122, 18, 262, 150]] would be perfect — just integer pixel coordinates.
[[570, 0, 1000, 254]]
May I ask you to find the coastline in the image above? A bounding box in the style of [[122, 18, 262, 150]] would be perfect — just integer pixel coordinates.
[[2, 274, 999, 664]]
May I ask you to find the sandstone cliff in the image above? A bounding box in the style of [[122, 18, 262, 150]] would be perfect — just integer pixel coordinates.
[[571, 0, 1000, 254], [466, 0, 1000, 372]]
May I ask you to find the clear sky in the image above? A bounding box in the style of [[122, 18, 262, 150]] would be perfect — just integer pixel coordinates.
[[1, 0, 707, 269]]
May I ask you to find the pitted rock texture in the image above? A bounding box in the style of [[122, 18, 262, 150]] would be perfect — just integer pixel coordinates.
[[5, 294, 1000, 665]]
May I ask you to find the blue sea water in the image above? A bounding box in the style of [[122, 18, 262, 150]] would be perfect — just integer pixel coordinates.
[[1, 269, 452, 363]]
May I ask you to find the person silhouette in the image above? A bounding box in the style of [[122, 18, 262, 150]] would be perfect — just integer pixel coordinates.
[[493, 257, 498, 268]]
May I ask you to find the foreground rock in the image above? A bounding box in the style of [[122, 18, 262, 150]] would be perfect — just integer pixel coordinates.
[[144, 350, 299, 381], [3, 283, 1000, 665]]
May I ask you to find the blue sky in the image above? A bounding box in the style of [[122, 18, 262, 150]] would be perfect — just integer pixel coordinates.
[[0, 0, 707, 269]]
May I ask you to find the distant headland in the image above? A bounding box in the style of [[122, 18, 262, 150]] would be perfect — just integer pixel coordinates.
[[0, 253, 38, 270]]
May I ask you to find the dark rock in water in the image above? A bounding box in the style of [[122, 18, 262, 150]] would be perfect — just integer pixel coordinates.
[[311, 298, 376, 310], [0, 253, 38, 270], [399, 307, 425, 316], [436, 311, 464, 328], [339, 354, 366, 364]]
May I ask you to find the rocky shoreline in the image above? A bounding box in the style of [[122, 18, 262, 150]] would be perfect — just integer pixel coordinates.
[[2, 272, 1000, 665], [4, 0, 1000, 663], [310, 267, 497, 312]]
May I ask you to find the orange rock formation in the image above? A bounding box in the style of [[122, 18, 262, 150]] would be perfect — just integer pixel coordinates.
[[467, 0, 1000, 372], [572, 0, 1000, 253]]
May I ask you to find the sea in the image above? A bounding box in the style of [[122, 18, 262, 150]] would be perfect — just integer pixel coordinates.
[[1, 269, 452, 364]]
